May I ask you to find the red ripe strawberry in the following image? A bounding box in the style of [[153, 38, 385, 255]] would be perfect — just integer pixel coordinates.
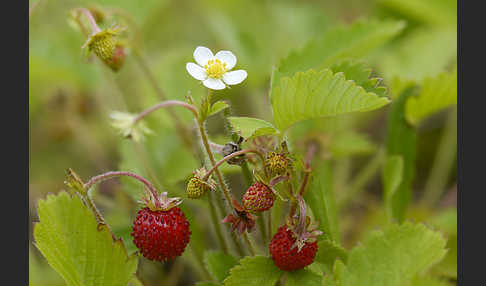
[[131, 192, 191, 261], [242, 182, 276, 212], [269, 226, 318, 271]]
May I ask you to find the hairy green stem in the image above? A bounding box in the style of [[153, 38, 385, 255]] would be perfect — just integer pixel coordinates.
[[242, 233, 256, 256]]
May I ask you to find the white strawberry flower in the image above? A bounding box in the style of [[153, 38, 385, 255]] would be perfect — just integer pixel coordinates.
[[186, 46, 248, 90]]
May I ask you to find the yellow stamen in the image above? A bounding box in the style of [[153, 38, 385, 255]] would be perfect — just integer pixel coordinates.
[[204, 59, 227, 79]]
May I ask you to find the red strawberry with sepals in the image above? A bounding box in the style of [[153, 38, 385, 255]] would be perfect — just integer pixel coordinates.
[[242, 181, 276, 212], [131, 191, 191, 261], [269, 196, 322, 271]]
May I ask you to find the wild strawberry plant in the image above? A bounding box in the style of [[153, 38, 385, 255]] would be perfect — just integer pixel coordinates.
[[30, 1, 457, 285]]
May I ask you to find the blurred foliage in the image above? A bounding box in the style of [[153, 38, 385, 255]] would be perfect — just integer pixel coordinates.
[[29, 0, 456, 285]]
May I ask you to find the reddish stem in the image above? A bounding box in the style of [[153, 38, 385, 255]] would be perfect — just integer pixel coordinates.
[[84, 171, 159, 200], [202, 149, 267, 181], [75, 8, 101, 34], [134, 100, 199, 123]]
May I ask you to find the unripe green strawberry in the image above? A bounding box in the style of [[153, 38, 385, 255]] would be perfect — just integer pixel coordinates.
[[242, 182, 276, 212], [186, 177, 210, 199], [84, 28, 126, 72], [265, 151, 292, 176], [186, 167, 216, 199]]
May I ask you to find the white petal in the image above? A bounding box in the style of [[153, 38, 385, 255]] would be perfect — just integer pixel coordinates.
[[203, 78, 226, 90], [222, 70, 247, 85], [215, 50, 237, 70], [186, 62, 207, 80], [193, 46, 214, 67]]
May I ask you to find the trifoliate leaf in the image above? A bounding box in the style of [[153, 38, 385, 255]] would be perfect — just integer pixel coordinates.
[[285, 269, 322, 286], [382, 155, 404, 221], [314, 239, 348, 272], [305, 161, 340, 243], [209, 101, 230, 117], [34, 192, 138, 286], [271, 68, 390, 131], [223, 256, 283, 286], [203, 250, 238, 283], [227, 117, 279, 140], [385, 87, 418, 223], [335, 222, 447, 286], [405, 68, 457, 126]]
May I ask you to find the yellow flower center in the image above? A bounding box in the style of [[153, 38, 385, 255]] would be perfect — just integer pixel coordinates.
[[204, 59, 227, 79]]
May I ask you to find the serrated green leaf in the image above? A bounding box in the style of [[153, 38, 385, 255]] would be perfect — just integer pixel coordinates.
[[34, 192, 138, 286], [305, 161, 340, 243], [286, 269, 323, 286], [223, 256, 283, 286], [227, 117, 279, 140], [382, 155, 404, 221], [429, 208, 457, 279], [385, 87, 418, 223], [204, 250, 238, 283], [405, 69, 457, 126], [271, 68, 390, 131], [314, 239, 348, 272], [274, 19, 406, 83], [209, 101, 230, 117], [330, 59, 387, 97], [336, 222, 447, 286], [330, 131, 377, 158]]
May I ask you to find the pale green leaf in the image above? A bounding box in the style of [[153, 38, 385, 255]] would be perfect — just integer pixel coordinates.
[[223, 256, 283, 286], [405, 69, 457, 126], [305, 161, 340, 243], [382, 155, 404, 221], [209, 101, 230, 117], [204, 250, 238, 283], [335, 222, 447, 286], [227, 117, 279, 140], [314, 239, 348, 272], [271, 68, 390, 131], [286, 269, 322, 286], [385, 87, 418, 223], [34, 192, 138, 286]]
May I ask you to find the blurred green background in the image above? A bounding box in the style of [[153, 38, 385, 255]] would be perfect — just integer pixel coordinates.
[[29, 0, 457, 285]]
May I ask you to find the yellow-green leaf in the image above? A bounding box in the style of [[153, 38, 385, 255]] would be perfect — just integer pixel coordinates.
[[271, 68, 390, 131], [227, 117, 279, 140], [405, 69, 457, 126], [34, 192, 138, 286]]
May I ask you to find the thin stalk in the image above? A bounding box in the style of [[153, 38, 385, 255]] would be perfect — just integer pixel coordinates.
[[75, 8, 101, 34], [242, 233, 256, 256], [197, 98, 250, 255], [134, 100, 198, 123], [132, 49, 194, 151], [203, 149, 266, 181], [422, 108, 458, 205], [207, 192, 230, 254], [84, 171, 159, 200], [86, 187, 106, 224]]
